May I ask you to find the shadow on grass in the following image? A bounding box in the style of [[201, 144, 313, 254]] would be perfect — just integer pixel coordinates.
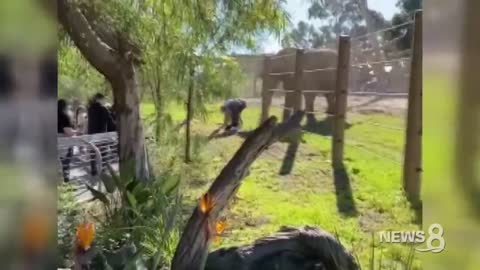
[[333, 166, 358, 217], [279, 136, 300, 176], [230, 121, 303, 176], [206, 118, 305, 177], [207, 127, 245, 140], [302, 114, 352, 136]]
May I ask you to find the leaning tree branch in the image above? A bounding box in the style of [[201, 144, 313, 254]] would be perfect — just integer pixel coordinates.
[[171, 112, 305, 270], [57, 0, 119, 80], [78, 2, 143, 64]]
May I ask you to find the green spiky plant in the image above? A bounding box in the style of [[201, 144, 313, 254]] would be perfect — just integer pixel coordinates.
[[79, 161, 182, 270]]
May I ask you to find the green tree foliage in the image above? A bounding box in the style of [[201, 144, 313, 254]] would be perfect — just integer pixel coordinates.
[[281, 0, 422, 50], [387, 0, 422, 51], [281, 0, 389, 48], [397, 0, 422, 12], [58, 41, 109, 100], [60, 0, 287, 139]]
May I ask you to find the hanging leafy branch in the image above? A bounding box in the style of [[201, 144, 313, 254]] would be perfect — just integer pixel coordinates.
[[134, 0, 289, 139], [59, 0, 288, 147]]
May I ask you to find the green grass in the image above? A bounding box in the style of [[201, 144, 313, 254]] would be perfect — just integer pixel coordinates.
[[142, 102, 421, 269], [421, 74, 480, 269]]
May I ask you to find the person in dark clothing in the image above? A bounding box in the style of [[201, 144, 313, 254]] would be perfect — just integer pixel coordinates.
[[221, 98, 247, 132], [105, 104, 117, 132], [0, 55, 13, 98], [58, 99, 74, 135], [87, 93, 115, 176], [58, 99, 79, 182], [75, 105, 88, 134], [40, 55, 57, 98], [87, 93, 113, 134]]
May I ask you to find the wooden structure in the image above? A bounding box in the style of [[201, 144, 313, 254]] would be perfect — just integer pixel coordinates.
[[332, 36, 351, 169], [457, 0, 480, 217], [231, 54, 268, 98], [259, 14, 423, 199], [402, 11, 423, 200], [293, 49, 305, 112]]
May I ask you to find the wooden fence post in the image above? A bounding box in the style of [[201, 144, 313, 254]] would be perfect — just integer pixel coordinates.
[[294, 49, 305, 111], [403, 11, 422, 199], [261, 56, 272, 123], [283, 49, 304, 121], [282, 92, 293, 121], [332, 36, 351, 170]]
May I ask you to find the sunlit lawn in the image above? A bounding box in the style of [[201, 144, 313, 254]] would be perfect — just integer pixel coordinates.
[[141, 101, 421, 269]]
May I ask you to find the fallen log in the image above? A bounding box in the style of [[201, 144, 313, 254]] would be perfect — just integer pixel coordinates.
[[206, 226, 358, 270], [171, 112, 304, 270]]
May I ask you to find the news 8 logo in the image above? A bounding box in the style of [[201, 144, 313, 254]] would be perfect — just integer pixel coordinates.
[[415, 223, 446, 253]]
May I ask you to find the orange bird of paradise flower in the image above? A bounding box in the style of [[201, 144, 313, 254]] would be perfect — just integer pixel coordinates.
[[215, 220, 227, 235], [199, 193, 219, 241], [199, 193, 214, 214], [76, 222, 95, 251], [213, 219, 227, 244], [21, 211, 50, 252]]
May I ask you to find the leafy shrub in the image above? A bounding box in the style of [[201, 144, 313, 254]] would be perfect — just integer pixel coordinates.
[[57, 183, 82, 267], [83, 163, 182, 269]]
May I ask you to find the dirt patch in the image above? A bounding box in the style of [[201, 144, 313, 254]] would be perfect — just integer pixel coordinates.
[[346, 96, 407, 116], [358, 209, 388, 232], [229, 208, 271, 229], [244, 95, 408, 117]]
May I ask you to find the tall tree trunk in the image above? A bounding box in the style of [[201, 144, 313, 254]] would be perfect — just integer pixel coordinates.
[[148, 63, 163, 143], [58, 0, 150, 180], [185, 66, 194, 163], [154, 85, 162, 143], [112, 67, 150, 180]]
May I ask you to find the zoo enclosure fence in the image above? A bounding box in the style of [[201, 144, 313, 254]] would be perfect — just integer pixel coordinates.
[[260, 11, 422, 200]]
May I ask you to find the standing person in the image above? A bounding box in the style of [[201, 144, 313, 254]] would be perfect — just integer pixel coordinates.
[[87, 93, 115, 176], [58, 99, 79, 182], [105, 103, 117, 132], [105, 103, 118, 162], [220, 98, 247, 132], [75, 105, 88, 135], [87, 93, 112, 134], [75, 105, 88, 155]]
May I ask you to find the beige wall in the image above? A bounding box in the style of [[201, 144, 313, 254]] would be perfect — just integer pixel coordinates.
[[230, 54, 269, 98]]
